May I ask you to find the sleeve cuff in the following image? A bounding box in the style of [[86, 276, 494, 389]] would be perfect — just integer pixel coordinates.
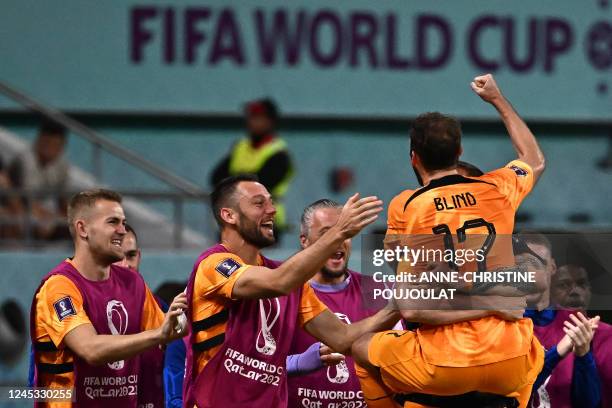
[[575, 350, 596, 368]]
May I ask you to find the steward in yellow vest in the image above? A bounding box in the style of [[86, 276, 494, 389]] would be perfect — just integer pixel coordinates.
[[211, 99, 294, 236]]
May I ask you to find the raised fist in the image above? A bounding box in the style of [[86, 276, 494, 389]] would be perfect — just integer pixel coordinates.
[[470, 74, 503, 103]]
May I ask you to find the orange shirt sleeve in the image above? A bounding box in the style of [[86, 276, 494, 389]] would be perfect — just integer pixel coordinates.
[[386, 191, 412, 235], [140, 284, 165, 331], [480, 160, 534, 210], [194, 252, 252, 301], [298, 283, 328, 327], [35, 275, 91, 347]]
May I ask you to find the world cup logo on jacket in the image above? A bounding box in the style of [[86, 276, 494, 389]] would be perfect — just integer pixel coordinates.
[[532, 376, 552, 408], [106, 300, 129, 370], [327, 313, 351, 384], [256, 298, 281, 356]]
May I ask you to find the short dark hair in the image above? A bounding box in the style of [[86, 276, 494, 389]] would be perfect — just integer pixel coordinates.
[[39, 119, 67, 138], [245, 98, 279, 122], [457, 161, 484, 177], [67, 189, 122, 237], [211, 174, 259, 228], [410, 112, 462, 171]]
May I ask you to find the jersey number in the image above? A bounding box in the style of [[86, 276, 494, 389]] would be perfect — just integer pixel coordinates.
[[432, 218, 496, 272]]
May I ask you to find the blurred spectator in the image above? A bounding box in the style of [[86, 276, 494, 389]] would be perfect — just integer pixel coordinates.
[[552, 265, 592, 310], [0, 299, 27, 367], [0, 156, 20, 239], [210, 98, 294, 236], [8, 119, 70, 240]]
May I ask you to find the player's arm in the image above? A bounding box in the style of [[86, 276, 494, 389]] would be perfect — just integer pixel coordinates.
[[471, 73, 545, 182], [303, 308, 400, 356], [232, 194, 382, 298], [63, 293, 187, 366], [397, 288, 526, 324], [404, 308, 524, 325]]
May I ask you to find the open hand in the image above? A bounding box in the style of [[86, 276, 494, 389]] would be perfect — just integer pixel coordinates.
[[335, 193, 383, 239]]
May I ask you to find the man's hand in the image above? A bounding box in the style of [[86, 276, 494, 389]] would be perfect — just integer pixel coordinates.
[[563, 312, 600, 357], [334, 193, 383, 239], [470, 74, 504, 104], [319, 344, 345, 366], [159, 293, 189, 344]]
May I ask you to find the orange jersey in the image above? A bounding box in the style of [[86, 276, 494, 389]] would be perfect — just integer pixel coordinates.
[[384, 160, 536, 366], [387, 160, 533, 235], [190, 250, 327, 375], [33, 259, 163, 407]]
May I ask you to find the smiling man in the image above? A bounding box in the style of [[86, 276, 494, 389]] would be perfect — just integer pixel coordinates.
[[30, 189, 187, 407], [183, 175, 399, 408], [286, 199, 382, 408]]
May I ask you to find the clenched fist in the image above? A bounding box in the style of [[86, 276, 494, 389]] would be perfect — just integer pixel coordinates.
[[470, 74, 504, 104]]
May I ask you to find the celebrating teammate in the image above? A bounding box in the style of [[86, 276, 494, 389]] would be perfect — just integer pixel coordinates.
[[351, 73, 546, 408], [286, 199, 387, 407], [114, 224, 166, 408], [30, 189, 187, 407], [182, 175, 399, 407]]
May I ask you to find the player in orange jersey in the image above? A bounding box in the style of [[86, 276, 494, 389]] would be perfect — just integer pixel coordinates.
[[351, 74, 546, 408]]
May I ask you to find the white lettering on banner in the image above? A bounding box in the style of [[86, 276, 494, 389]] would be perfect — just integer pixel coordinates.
[[223, 347, 283, 386], [298, 387, 366, 407]]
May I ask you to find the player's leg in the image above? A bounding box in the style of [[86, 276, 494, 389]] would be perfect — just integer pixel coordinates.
[[352, 330, 438, 396], [352, 333, 400, 407], [504, 336, 545, 408], [354, 363, 401, 408]]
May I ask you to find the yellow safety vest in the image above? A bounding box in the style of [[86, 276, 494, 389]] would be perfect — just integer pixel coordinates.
[[228, 138, 294, 228]]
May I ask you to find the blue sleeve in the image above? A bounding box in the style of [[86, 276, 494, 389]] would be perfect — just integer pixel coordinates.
[[286, 342, 323, 376], [163, 339, 186, 408], [571, 351, 601, 408], [27, 346, 35, 387], [532, 346, 563, 392]]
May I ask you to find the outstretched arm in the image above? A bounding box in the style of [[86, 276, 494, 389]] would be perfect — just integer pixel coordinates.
[[63, 293, 187, 366], [471, 73, 545, 183], [232, 194, 383, 298], [303, 309, 400, 355]]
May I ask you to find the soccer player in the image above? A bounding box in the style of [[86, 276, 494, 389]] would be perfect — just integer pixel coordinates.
[[287, 199, 521, 408], [286, 199, 386, 407], [351, 73, 546, 408], [182, 175, 399, 407], [30, 189, 187, 407], [115, 224, 165, 408], [516, 234, 611, 407], [117, 224, 141, 271]]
